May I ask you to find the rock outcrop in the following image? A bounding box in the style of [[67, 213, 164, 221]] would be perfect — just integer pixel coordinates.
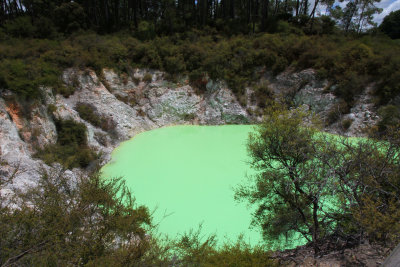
[[257, 68, 379, 136], [0, 68, 250, 188]]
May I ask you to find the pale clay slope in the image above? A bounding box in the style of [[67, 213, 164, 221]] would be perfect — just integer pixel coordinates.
[[0, 68, 378, 191]]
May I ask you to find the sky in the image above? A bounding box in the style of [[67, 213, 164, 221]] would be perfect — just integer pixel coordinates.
[[374, 0, 400, 24], [317, 0, 399, 25]]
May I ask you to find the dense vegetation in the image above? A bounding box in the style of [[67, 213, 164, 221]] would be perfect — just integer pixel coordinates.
[[0, 31, 399, 106], [35, 119, 99, 169], [380, 9, 400, 39], [236, 105, 400, 253]]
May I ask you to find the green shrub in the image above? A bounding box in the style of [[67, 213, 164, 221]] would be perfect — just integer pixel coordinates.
[[76, 102, 117, 134], [189, 70, 208, 92], [376, 105, 400, 135], [76, 103, 102, 128], [47, 104, 57, 114], [342, 118, 353, 130], [380, 10, 400, 39], [327, 99, 350, 124], [0, 170, 151, 266], [35, 119, 98, 169], [253, 83, 275, 108], [137, 21, 156, 40], [143, 73, 153, 83], [4, 16, 36, 38]]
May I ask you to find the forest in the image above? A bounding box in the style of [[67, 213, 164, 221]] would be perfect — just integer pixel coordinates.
[[0, 0, 392, 35]]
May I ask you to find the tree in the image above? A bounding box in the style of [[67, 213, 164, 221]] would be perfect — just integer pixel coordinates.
[[333, 131, 400, 246], [380, 9, 400, 39], [334, 0, 382, 33], [236, 104, 400, 253], [235, 105, 340, 253], [0, 168, 152, 266]]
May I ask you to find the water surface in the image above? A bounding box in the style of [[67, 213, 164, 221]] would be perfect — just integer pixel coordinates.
[[101, 125, 304, 247]]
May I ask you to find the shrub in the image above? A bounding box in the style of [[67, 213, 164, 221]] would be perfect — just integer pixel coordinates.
[[380, 10, 400, 39], [76, 102, 117, 134], [0, 170, 151, 266], [137, 21, 156, 40], [4, 16, 36, 38], [253, 83, 274, 108], [326, 99, 350, 124], [143, 73, 153, 83], [342, 118, 353, 130], [47, 104, 57, 114], [35, 119, 98, 169], [76, 102, 102, 128], [376, 105, 400, 135], [54, 2, 87, 34]]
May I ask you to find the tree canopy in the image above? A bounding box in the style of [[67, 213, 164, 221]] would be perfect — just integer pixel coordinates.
[[0, 0, 384, 36], [380, 9, 400, 39], [236, 105, 400, 253]]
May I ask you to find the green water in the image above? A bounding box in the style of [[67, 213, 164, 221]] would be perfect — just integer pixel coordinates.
[[101, 125, 266, 244]]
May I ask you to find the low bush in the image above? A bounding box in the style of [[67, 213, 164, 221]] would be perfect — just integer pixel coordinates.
[[35, 119, 98, 169], [326, 100, 351, 125], [143, 73, 153, 83]]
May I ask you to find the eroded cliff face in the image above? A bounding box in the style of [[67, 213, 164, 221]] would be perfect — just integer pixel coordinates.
[[0, 67, 379, 191], [0, 68, 251, 189]]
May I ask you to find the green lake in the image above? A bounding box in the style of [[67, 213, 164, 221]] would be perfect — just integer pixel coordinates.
[[101, 125, 304, 247]]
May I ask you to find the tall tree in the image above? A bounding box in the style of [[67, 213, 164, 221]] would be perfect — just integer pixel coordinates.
[[261, 0, 270, 31]]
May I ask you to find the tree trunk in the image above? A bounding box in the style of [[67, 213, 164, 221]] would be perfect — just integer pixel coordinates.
[[312, 200, 320, 254], [133, 0, 138, 28], [261, 0, 270, 32], [303, 0, 308, 15], [229, 0, 235, 19], [309, 0, 319, 31], [274, 0, 280, 16]]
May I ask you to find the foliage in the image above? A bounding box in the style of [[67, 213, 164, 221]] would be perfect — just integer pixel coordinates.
[[375, 105, 400, 136], [173, 228, 278, 267], [76, 102, 116, 134], [235, 104, 339, 253], [54, 2, 87, 34], [380, 10, 400, 39], [252, 83, 275, 108], [0, 169, 151, 266], [0, 27, 399, 112], [4, 16, 36, 38], [236, 105, 400, 253], [333, 133, 400, 246], [143, 73, 153, 83], [35, 119, 98, 169]]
